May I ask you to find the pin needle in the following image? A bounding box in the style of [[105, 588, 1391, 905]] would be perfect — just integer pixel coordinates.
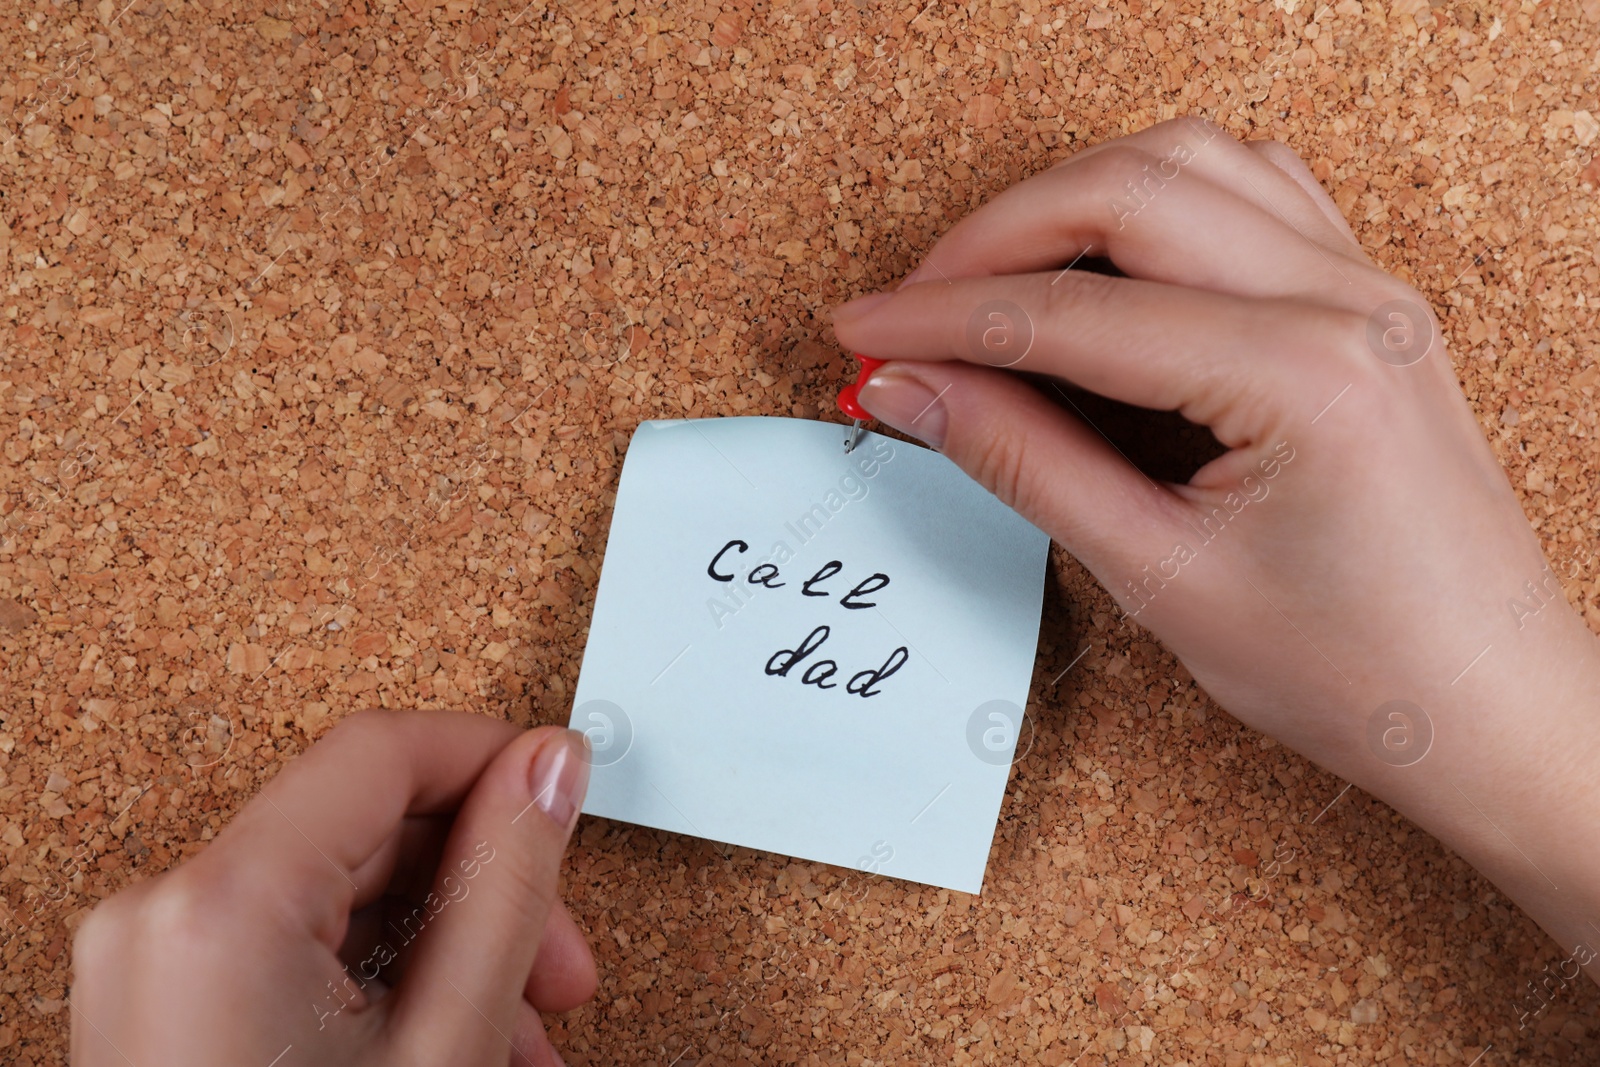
[[844, 419, 864, 453], [837, 354, 883, 454]]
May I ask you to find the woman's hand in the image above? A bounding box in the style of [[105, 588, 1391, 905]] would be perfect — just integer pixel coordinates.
[[833, 117, 1600, 968], [71, 711, 594, 1067]]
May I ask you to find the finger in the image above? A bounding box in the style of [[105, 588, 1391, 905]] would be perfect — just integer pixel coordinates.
[[1243, 139, 1363, 250], [204, 709, 522, 949], [893, 117, 1371, 296], [836, 270, 1349, 444], [389, 727, 590, 1061], [854, 359, 1181, 570], [1052, 118, 1359, 257], [524, 902, 598, 1012], [509, 1001, 563, 1067], [341, 895, 595, 1014], [1116, 120, 1359, 255], [345, 814, 453, 913]]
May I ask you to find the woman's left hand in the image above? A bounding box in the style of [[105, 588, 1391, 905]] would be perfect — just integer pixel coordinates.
[[72, 710, 595, 1067]]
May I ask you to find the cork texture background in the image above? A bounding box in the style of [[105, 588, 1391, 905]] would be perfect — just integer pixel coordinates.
[[5, 0, 1600, 1062]]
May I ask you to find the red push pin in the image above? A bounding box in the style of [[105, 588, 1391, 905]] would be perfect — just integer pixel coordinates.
[[837, 353, 884, 454]]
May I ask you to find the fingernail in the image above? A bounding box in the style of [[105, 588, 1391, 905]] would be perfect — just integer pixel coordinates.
[[857, 368, 948, 449], [833, 290, 893, 323], [529, 730, 589, 830]]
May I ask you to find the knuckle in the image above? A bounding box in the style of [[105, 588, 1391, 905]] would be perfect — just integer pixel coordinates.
[[1044, 263, 1119, 309], [1271, 293, 1446, 427], [1319, 304, 1385, 365], [1156, 113, 1231, 149], [1039, 268, 1121, 339], [143, 864, 236, 932], [963, 423, 1035, 520], [1289, 303, 1387, 386], [74, 863, 237, 970], [1258, 137, 1298, 159], [1318, 283, 1440, 368], [1081, 144, 1163, 195], [325, 707, 409, 757], [495, 856, 561, 929]]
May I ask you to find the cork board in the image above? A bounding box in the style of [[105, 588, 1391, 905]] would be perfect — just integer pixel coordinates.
[[4, 0, 1600, 1063]]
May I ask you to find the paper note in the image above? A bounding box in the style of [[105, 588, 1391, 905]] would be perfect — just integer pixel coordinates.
[[568, 416, 1049, 893]]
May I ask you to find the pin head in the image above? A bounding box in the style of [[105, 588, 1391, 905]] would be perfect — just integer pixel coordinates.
[[837, 354, 884, 420]]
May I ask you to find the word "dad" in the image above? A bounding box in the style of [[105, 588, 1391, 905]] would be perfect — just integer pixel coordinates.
[[764, 624, 908, 698]]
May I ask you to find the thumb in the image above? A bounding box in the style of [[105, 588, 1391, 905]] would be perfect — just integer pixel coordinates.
[[855, 359, 1176, 575], [388, 726, 590, 1064]]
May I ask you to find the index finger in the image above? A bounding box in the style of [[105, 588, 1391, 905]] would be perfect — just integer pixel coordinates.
[[834, 269, 1352, 440], [204, 709, 523, 949]]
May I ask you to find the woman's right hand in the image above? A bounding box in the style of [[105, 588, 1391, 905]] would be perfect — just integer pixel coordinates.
[[833, 117, 1600, 969]]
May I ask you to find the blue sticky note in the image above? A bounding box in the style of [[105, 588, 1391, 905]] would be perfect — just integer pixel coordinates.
[[568, 417, 1049, 893]]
